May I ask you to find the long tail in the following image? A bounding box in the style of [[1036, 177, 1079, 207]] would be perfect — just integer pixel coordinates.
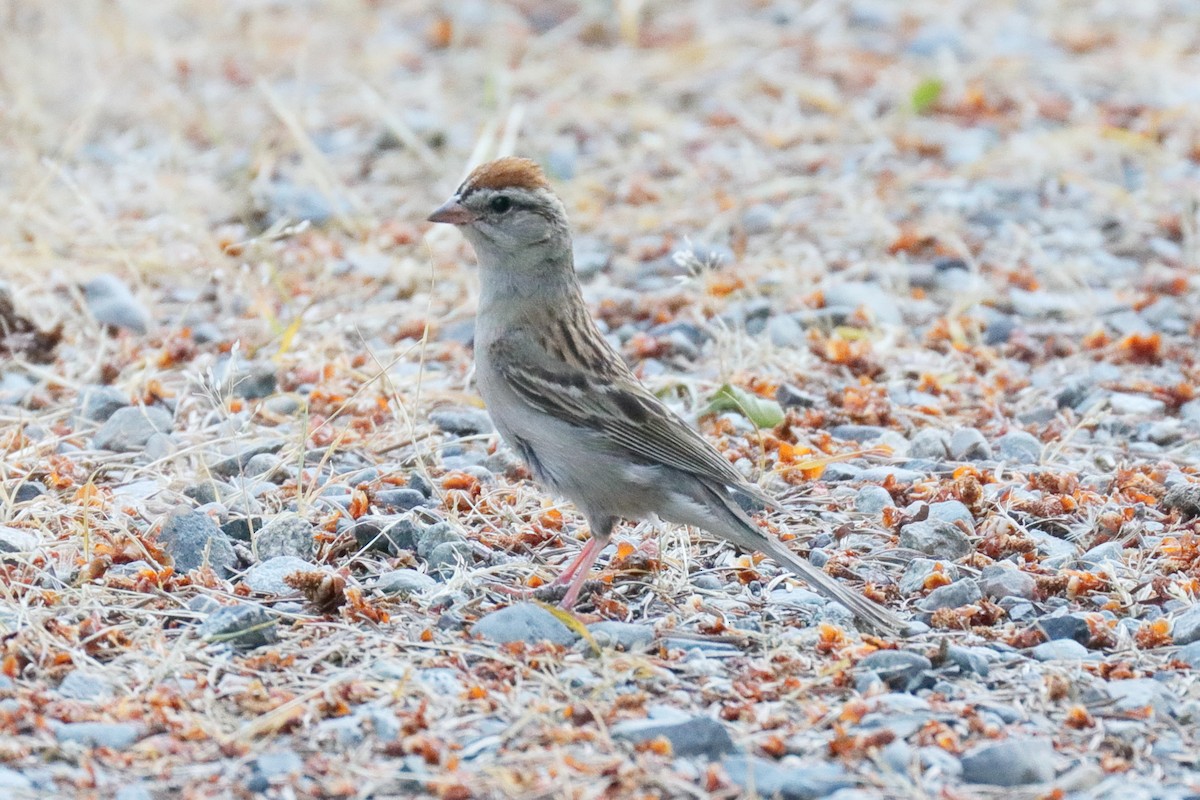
[[698, 483, 912, 637]]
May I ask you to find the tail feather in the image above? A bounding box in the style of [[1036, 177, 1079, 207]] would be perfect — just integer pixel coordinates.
[[699, 483, 911, 637]]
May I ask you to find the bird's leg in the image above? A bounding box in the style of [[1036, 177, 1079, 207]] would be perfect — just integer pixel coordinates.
[[490, 536, 603, 599], [559, 536, 608, 609]]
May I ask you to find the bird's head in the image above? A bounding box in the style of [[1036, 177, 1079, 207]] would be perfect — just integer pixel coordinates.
[[427, 157, 572, 264]]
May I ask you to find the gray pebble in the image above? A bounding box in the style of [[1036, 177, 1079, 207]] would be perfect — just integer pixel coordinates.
[[829, 424, 889, 443], [1161, 483, 1200, 520], [55, 721, 146, 749], [158, 508, 236, 577], [946, 645, 991, 677], [1109, 392, 1165, 416], [724, 756, 852, 799], [0, 768, 31, 791], [996, 430, 1042, 464], [352, 516, 421, 554], [589, 621, 655, 650], [824, 282, 902, 325], [1078, 541, 1124, 569], [1104, 678, 1176, 716], [214, 356, 277, 399], [1174, 641, 1200, 667], [255, 513, 315, 560], [1031, 639, 1089, 661], [1171, 605, 1200, 645], [241, 556, 314, 594], [427, 540, 475, 575], [917, 579, 982, 612], [908, 428, 951, 460], [208, 440, 287, 479], [899, 558, 959, 595], [57, 669, 114, 701], [374, 569, 437, 596], [978, 563, 1036, 600], [611, 714, 735, 759], [83, 274, 150, 334], [1037, 612, 1092, 644], [854, 485, 894, 514], [221, 516, 261, 543], [741, 204, 775, 234], [961, 738, 1055, 786], [766, 315, 805, 348], [75, 385, 128, 424], [415, 522, 466, 559], [472, 602, 579, 645], [899, 519, 972, 559], [0, 525, 38, 555], [775, 384, 819, 409], [13, 481, 46, 504], [949, 427, 991, 460], [374, 488, 429, 513], [198, 603, 278, 649], [92, 406, 173, 452], [243, 453, 286, 481], [858, 650, 932, 690], [927, 500, 974, 529], [430, 406, 494, 436]]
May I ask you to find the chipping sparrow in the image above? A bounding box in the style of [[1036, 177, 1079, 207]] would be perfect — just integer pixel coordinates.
[[428, 157, 908, 636]]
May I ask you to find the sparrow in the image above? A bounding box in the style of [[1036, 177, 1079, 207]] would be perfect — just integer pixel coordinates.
[[427, 157, 908, 636]]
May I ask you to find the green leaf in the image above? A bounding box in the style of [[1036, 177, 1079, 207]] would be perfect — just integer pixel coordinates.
[[705, 384, 785, 429], [911, 78, 943, 114]]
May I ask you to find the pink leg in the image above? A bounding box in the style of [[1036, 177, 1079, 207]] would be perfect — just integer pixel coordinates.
[[554, 537, 602, 587], [560, 538, 607, 608]]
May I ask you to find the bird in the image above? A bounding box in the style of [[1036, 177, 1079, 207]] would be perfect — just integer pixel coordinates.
[[427, 156, 908, 636]]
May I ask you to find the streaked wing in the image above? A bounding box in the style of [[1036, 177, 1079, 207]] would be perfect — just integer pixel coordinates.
[[489, 330, 779, 507]]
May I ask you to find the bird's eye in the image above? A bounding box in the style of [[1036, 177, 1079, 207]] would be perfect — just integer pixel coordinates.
[[489, 196, 512, 214]]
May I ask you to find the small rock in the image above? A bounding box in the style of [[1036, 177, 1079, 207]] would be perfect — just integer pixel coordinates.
[[854, 485, 895, 514], [415, 522, 466, 559], [1027, 638, 1094, 662], [241, 556, 314, 594], [221, 516, 261, 542], [775, 384, 819, 409], [12, 481, 46, 504], [829, 424, 889, 443], [824, 282, 902, 325], [1078, 541, 1124, 569], [253, 749, 304, 778], [57, 670, 114, 701], [1109, 392, 1165, 416], [158, 508, 236, 577], [1170, 605, 1200, 646], [198, 604, 278, 649], [858, 650, 932, 690], [208, 440, 287, 479], [589, 621, 655, 650], [83, 274, 150, 334], [243, 453, 286, 480], [0, 768, 31, 791], [724, 756, 852, 799], [927, 500, 974, 529], [1037, 612, 1092, 644], [946, 645, 991, 677], [766, 315, 805, 348], [1174, 641, 1200, 667], [612, 715, 735, 759], [430, 406, 494, 436], [0, 525, 37, 555], [741, 204, 775, 234], [1161, 484, 1200, 521], [374, 569, 437, 596], [374, 488, 429, 513], [1105, 678, 1175, 716], [961, 738, 1055, 786], [949, 427, 991, 460], [55, 721, 146, 749], [214, 356, 277, 399], [908, 428, 951, 460], [899, 559, 959, 595], [979, 563, 1037, 600], [352, 516, 421, 554], [427, 540, 475, 575], [255, 513, 315, 560], [472, 602, 579, 645], [917, 579, 982, 612], [75, 385, 128, 423], [92, 406, 173, 452], [899, 519, 972, 559]]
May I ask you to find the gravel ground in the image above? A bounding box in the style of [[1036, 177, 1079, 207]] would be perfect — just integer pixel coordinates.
[[3, 1, 1200, 798]]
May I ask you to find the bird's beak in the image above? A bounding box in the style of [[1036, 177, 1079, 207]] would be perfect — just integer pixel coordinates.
[[427, 198, 475, 225]]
